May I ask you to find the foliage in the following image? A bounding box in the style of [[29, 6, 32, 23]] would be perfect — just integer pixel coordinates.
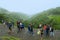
[[28, 7, 60, 29], [0, 7, 60, 29], [0, 8, 28, 24], [0, 36, 20, 40]]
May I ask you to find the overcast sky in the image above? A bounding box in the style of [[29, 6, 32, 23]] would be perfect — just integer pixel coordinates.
[[0, 0, 60, 15]]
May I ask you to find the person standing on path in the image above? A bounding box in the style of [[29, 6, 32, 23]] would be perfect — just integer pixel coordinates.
[[50, 26, 54, 37], [46, 25, 50, 37], [38, 23, 43, 40], [30, 23, 34, 35], [20, 22, 24, 31], [40, 28, 43, 40], [17, 21, 20, 33], [7, 22, 12, 34], [28, 24, 31, 33], [43, 24, 47, 37], [28, 23, 34, 36]]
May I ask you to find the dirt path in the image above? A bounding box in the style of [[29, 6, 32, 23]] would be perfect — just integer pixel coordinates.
[[0, 24, 60, 40]]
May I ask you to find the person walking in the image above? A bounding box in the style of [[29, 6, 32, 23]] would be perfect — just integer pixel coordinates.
[[50, 26, 54, 37], [43, 24, 47, 37], [28, 23, 34, 36], [7, 22, 12, 34], [17, 21, 20, 33], [46, 25, 50, 37]]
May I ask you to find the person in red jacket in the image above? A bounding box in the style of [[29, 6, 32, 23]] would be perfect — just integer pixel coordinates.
[[43, 24, 47, 37]]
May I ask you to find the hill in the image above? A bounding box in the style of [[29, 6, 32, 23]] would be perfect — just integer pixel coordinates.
[[0, 8, 29, 24], [29, 7, 60, 29], [0, 7, 60, 29]]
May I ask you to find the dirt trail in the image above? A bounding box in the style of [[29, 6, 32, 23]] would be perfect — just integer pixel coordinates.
[[0, 24, 60, 40]]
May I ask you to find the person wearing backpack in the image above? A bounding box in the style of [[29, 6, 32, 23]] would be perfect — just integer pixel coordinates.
[[28, 24, 31, 33], [37, 23, 42, 35], [17, 21, 20, 33], [50, 26, 54, 37], [43, 24, 47, 37], [21, 23, 24, 29], [40, 28, 44, 40], [7, 22, 12, 34], [46, 25, 50, 37], [28, 23, 34, 36], [20, 22, 24, 31], [30, 24, 34, 35]]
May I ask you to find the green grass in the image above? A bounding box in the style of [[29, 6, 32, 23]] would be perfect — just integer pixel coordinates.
[[0, 36, 20, 40]]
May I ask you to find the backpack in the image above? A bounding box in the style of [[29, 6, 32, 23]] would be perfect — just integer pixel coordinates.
[[37, 29, 41, 35]]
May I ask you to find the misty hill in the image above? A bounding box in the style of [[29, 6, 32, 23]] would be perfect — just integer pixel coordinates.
[[0, 8, 28, 23], [29, 7, 60, 29], [0, 7, 60, 29]]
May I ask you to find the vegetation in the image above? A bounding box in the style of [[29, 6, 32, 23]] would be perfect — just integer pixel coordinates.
[[0, 8, 28, 24], [0, 7, 60, 29], [0, 36, 20, 40], [28, 7, 60, 30]]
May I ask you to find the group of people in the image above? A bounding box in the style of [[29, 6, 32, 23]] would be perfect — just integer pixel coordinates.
[[27, 23, 54, 37], [37, 24, 54, 38], [3, 21, 24, 33], [3, 21, 54, 40]]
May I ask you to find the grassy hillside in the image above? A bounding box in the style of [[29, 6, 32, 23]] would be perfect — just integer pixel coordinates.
[[0, 8, 29, 24], [0, 7, 60, 29], [5, 12, 29, 23], [29, 7, 60, 29]]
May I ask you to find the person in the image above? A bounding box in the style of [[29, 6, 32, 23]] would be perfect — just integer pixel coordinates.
[[37, 23, 42, 35], [43, 24, 47, 37], [30, 24, 34, 35], [40, 28, 43, 40], [7, 22, 12, 34], [28, 23, 34, 36], [17, 21, 20, 33], [21, 23, 24, 29], [38, 24, 42, 29], [50, 26, 54, 37], [46, 25, 50, 37], [28, 24, 31, 33], [37, 24, 43, 40], [20, 22, 24, 31]]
